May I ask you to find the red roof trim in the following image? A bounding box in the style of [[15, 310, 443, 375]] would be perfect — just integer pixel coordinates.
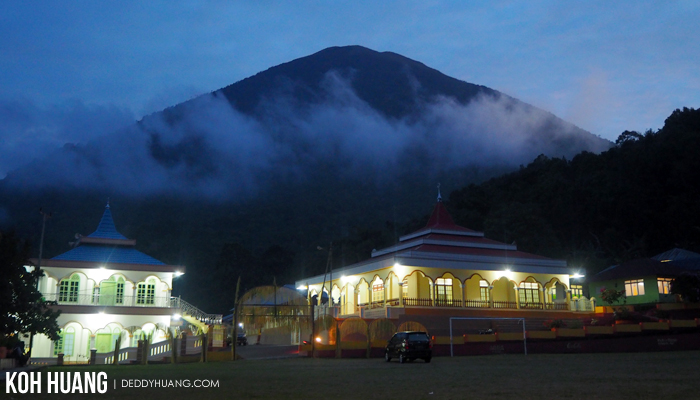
[[424, 202, 474, 232]]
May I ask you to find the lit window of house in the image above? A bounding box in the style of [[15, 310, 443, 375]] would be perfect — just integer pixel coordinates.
[[571, 285, 583, 299], [59, 275, 80, 303], [519, 282, 540, 304], [402, 278, 408, 297], [625, 279, 645, 296], [657, 278, 673, 295], [53, 328, 74, 356], [137, 279, 156, 305], [116, 281, 125, 304], [372, 283, 384, 302], [436, 278, 453, 301], [479, 280, 490, 302]]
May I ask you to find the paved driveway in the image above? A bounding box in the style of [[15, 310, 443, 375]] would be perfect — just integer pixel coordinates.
[[232, 344, 300, 360]]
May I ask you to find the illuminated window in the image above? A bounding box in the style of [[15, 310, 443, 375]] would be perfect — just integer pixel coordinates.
[[571, 285, 583, 299], [116, 281, 124, 304], [436, 278, 453, 301], [657, 278, 673, 295], [480, 280, 490, 302], [519, 282, 540, 303], [625, 279, 645, 296], [372, 283, 384, 302], [59, 275, 79, 303], [137, 279, 156, 305], [402, 278, 408, 297], [53, 328, 74, 356], [132, 331, 142, 347], [63, 331, 75, 356]]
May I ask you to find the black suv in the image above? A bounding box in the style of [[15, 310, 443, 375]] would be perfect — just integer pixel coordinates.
[[385, 331, 432, 363], [237, 333, 248, 346]]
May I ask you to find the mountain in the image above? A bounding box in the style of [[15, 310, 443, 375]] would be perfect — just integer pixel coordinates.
[[0, 46, 612, 313]]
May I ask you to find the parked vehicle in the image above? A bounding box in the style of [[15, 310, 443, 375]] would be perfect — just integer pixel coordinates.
[[237, 333, 248, 346], [385, 331, 432, 363]]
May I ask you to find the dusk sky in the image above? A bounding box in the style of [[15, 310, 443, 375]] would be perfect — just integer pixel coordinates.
[[1, 1, 698, 178]]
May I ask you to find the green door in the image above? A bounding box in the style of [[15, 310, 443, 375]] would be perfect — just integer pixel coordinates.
[[99, 282, 116, 305], [96, 333, 112, 353]]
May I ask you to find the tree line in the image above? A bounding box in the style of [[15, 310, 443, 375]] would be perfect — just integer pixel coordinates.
[[447, 107, 700, 273]]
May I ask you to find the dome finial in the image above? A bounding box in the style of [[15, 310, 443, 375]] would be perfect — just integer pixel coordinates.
[[106, 198, 110, 209], [437, 183, 442, 202]]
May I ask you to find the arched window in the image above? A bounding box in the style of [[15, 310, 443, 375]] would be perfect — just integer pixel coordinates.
[[116, 277, 125, 304], [480, 280, 490, 302], [436, 278, 453, 302], [372, 278, 384, 303], [137, 278, 156, 305], [99, 275, 126, 305], [53, 327, 75, 356], [519, 282, 540, 305], [59, 275, 80, 303]]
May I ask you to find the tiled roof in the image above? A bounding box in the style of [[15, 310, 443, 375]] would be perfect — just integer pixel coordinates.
[[422, 233, 509, 246], [410, 244, 551, 261], [423, 201, 475, 233], [87, 205, 128, 240], [52, 244, 165, 265], [652, 248, 700, 262], [50, 203, 167, 266], [589, 258, 687, 282], [372, 200, 564, 268]]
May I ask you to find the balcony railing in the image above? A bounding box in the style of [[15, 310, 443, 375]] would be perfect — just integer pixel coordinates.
[[404, 298, 432, 306], [434, 299, 463, 307], [338, 298, 578, 313], [43, 293, 171, 307], [464, 300, 490, 308], [493, 301, 518, 309], [545, 302, 569, 310]]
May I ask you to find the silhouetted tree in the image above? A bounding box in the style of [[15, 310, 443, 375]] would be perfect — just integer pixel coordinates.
[[0, 231, 61, 341]]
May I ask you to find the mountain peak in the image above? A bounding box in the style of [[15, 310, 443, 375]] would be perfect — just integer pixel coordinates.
[[216, 45, 497, 119]]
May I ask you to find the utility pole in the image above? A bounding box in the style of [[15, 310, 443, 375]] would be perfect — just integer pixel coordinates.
[[29, 209, 51, 358], [37, 208, 51, 272], [232, 276, 241, 361]]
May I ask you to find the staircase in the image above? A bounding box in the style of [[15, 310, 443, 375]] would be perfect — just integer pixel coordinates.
[[171, 297, 223, 334]]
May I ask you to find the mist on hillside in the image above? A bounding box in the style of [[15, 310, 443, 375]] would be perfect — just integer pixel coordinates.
[[1, 72, 610, 200]]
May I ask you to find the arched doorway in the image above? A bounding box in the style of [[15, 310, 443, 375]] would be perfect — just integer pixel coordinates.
[[518, 277, 543, 309], [492, 276, 517, 308], [403, 271, 432, 306], [464, 274, 490, 308], [435, 272, 462, 307], [544, 278, 569, 310]]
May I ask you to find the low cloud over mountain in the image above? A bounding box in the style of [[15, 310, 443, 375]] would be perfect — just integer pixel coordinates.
[[2, 46, 611, 201]]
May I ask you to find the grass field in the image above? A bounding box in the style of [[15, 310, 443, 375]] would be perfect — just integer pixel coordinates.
[[6, 351, 700, 399]]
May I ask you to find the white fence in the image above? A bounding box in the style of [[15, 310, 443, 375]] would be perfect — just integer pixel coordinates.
[[571, 296, 595, 312], [41, 293, 171, 308]]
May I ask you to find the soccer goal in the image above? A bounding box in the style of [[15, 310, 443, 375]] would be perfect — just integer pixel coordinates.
[[448, 317, 527, 356]]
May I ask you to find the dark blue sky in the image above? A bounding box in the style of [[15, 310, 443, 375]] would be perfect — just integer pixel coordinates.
[[1, 1, 698, 177]]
